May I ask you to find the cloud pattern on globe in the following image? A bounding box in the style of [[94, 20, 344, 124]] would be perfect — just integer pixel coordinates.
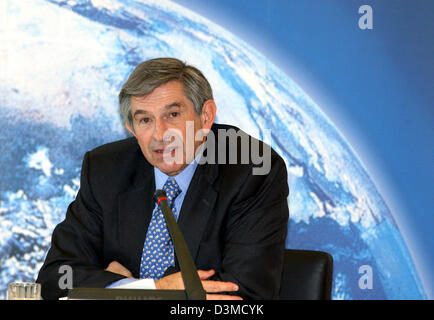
[[0, 0, 426, 299]]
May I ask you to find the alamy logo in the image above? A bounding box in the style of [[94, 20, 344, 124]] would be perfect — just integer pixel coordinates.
[[157, 121, 272, 175], [58, 265, 73, 290], [358, 265, 373, 290], [359, 5, 373, 30]]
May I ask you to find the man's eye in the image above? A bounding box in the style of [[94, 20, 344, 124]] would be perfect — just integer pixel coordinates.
[[169, 112, 179, 118], [139, 118, 150, 124]]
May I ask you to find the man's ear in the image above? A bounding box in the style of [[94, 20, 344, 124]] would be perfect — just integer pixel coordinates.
[[125, 122, 136, 137], [200, 100, 217, 130]]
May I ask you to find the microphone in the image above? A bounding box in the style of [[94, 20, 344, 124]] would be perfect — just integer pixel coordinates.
[[153, 189, 206, 300]]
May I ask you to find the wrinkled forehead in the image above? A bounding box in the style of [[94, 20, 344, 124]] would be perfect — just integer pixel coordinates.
[[129, 81, 193, 114]]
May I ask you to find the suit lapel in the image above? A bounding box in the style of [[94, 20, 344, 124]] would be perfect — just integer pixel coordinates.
[[176, 124, 222, 264], [118, 160, 155, 278], [177, 161, 219, 263]]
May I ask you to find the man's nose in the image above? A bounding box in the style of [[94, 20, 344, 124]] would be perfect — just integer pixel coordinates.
[[153, 119, 167, 142]]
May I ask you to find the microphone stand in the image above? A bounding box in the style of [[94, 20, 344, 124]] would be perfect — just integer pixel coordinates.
[[153, 189, 206, 300]]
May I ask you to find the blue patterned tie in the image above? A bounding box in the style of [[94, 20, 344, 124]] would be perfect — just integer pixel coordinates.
[[140, 178, 182, 279]]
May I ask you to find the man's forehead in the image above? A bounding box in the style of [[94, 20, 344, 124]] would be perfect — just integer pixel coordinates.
[[132, 101, 184, 116], [130, 81, 190, 111]]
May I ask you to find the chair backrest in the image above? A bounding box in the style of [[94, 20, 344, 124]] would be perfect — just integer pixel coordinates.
[[279, 249, 333, 300]]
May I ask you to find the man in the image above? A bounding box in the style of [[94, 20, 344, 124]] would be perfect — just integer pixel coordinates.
[[37, 58, 289, 300]]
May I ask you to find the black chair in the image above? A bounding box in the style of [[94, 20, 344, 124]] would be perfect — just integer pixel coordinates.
[[279, 249, 333, 300]]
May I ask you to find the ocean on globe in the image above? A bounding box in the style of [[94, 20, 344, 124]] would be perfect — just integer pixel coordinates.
[[0, 0, 426, 299]]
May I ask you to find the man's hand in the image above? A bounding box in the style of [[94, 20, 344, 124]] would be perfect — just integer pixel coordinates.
[[105, 261, 134, 278], [155, 269, 243, 300], [105, 262, 241, 300]]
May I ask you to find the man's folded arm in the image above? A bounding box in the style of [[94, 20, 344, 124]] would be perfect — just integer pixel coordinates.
[[36, 152, 126, 300]]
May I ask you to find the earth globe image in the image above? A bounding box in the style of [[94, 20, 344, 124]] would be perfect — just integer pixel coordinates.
[[0, 0, 427, 299]]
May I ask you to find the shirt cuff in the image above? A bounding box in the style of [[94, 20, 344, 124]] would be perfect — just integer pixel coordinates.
[[106, 278, 156, 290]]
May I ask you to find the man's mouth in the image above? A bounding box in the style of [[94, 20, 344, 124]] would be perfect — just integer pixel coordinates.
[[153, 147, 176, 155]]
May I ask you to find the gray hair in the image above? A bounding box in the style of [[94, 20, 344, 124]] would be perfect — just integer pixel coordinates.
[[119, 57, 214, 128]]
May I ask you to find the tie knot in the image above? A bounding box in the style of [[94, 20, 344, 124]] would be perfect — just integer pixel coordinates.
[[162, 178, 181, 202]]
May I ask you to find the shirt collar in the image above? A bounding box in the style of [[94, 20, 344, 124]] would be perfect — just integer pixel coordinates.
[[154, 145, 204, 193]]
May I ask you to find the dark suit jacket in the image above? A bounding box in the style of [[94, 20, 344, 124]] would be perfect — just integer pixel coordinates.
[[36, 123, 289, 300]]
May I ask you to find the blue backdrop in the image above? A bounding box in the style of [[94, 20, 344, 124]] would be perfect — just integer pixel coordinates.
[[0, 0, 432, 299]]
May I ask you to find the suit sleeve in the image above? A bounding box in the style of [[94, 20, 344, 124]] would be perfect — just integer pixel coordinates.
[[36, 152, 126, 300], [212, 153, 289, 300]]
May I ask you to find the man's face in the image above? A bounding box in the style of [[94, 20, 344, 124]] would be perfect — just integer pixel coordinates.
[[126, 81, 214, 176]]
